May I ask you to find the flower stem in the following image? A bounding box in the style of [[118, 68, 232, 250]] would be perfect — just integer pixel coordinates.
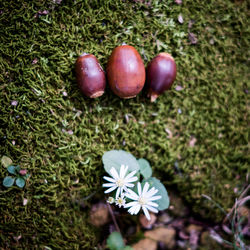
[[107, 202, 121, 234]]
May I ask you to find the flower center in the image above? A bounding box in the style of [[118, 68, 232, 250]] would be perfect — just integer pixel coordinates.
[[117, 198, 123, 204], [107, 197, 114, 204], [116, 179, 124, 187], [138, 196, 147, 205]]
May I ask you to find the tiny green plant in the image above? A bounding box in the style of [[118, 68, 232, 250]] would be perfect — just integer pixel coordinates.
[[202, 184, 250, 250], [106, 231, 133, 250], [102, 150, 169, 220], [2, 156, 30, 188]]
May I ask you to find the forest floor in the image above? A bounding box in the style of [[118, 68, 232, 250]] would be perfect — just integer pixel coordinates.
[[0, 0, 249, 249]]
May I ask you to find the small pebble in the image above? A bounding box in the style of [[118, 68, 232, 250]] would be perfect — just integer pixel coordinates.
[[62, 91, 68, 96], [178, 108, 182, 114]]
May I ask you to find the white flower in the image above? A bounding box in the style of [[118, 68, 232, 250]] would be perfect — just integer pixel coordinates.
[[107, 197, 115, 204], [115, 193, 126, 208], [124, 182, 161, 220], [102, 165, 138, 199]]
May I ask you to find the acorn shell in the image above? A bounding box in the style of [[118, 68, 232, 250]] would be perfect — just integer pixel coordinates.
[[146, 53, 177, 102], [75, 54, 106, 98], [107, 45, 145, 98]]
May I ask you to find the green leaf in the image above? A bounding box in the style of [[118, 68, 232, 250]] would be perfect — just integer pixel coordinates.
[[102, 150, 140, 174], [23, 173, 31, 180], [142, 177, 169, 210], [123, 246, 133, 250], [7, 165, 16, 175], [16, 177, 25, 188], [3, 176, 15, 187], [1, 156, 13, 168], [138, 158, 152, 179], [15, 165, 21, 172], [107, 231, 125, 250]]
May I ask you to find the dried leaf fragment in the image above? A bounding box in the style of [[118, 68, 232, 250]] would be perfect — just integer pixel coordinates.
[[189, 137, 197, 147], [188, 33, 198, 44], [175, 0, 182, 4], [178, 14, 184, 24], [90, 202, 109, 226], [132, 238, 157, 250]]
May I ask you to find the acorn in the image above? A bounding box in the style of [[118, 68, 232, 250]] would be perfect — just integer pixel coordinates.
[[107, 45, 145, 98], [75, 53, 106, 98], [146, 53, 177, 102]]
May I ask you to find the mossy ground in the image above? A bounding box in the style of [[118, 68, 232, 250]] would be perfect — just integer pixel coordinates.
[[0, 0, 249, 248]]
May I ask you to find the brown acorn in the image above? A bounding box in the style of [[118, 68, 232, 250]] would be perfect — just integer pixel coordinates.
[[75, 53, 106, 98], [107, 45, 145, 98], [146, 53, 177, 102]]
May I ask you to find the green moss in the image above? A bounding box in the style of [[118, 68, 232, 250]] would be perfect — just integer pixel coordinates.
[[0, 0, 249, 247]]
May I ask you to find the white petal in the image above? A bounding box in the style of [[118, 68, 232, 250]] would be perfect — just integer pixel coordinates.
[[102, 183, 115, 187], [103, 176, 116, 183], [133, 204, 141, 215], [115, 187, 121, 199], [147, 201, 159, 207], [125, 176, 138, 183], [145, 188, 158, 198], [124, 170, 137, 181], [110, 167, 119, 179], [137, 182, 142, 195], [104, 185, 117, 193], [125, 183, 134, 188], [125, 192, 137, 200], [124, 201, 139, 208], [120, 165, 128, 179], [142, 206, 151, 220], [142, 182, 150, 196], [129, 204, 140, 215], [125, 189, 139, 200], [128, 205, 138, 214], [144, 204, 158, 213], [119, 165, 125, 179], [128, 206, 135, 214], [148, 195, 161, 201]]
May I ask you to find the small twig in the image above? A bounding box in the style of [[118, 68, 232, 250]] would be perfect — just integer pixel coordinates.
[[202, 194, 227, 216], [223, 184, 250, 224], [239, 184, 250, 200], [238, 195, 250, 207], [107, 202, 121, 234]]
